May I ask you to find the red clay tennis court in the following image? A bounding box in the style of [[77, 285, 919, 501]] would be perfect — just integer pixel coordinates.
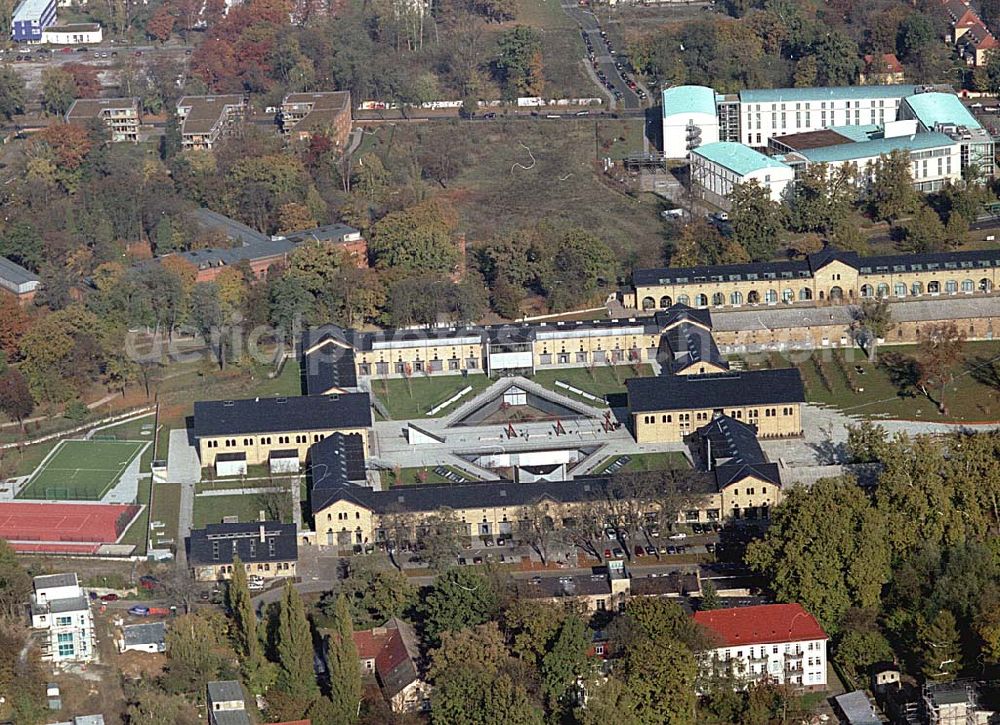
[[0, 501, 138, 552]]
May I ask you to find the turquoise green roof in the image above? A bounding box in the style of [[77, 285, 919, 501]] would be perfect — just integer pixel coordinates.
[[662, 85, 717, 119], [902, 92, 982, 130], [692, 142, 791, 175], [740, 85, 916, 104], [796, 131, 955, 164]]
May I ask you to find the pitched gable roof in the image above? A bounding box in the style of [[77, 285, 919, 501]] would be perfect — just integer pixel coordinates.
[[694, 603, 827, 647]]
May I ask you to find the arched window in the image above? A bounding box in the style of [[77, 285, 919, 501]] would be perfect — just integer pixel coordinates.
[[641, 296, 655, 310], [747, 290, 760, 304], [782, 288, 794, 303], [799, 288, 813, 301], [945, 280, 957, 294], [764, 289, 778, 304], [730, 291, 743, 305], [860, 284, 873, 298], [928, 280, 940, 294], [659, 295, 672, 308], [980, 278, 993, 293], [962, 279, 975, 293], [877, 283, 889, 298], [677, 294, 690, 305], [695, 293, 708, 307], [911, 281, 923, 296], [712, 292, 725, 306], [894, 282, 906, 297]]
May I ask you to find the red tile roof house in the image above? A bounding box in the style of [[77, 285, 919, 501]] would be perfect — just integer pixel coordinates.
[[693, 603, 829, 691], [350, 618, 431, 713]]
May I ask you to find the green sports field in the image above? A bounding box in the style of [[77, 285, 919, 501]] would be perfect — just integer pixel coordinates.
[[17, 439, 146, 501]]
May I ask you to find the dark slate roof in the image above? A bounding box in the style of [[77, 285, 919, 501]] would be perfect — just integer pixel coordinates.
[[653, 303, 713, 331], [193, 208, 269, 246], [626, 369, 805, 412], [0, 256, 40, 286], [164, 238, 297, 271], [658, 322, 729, 375], [33, 573, 78, 589], [630, 572, 700, 596], [123, 621, 166, 647], [633, 259, 811, 287], [634, 246, 1000, 286], [186, 521, 297, 566], [207, 680, 245, 704], [303, 346, 358, 394], [193, 393, 372, 438], [697, 414, 766, 467], [714, 462, 781, 489], [310, 433, 367, 508]]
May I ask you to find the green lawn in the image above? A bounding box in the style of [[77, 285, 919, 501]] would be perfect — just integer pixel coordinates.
[[372, 374, 494, 420], [532, 364, 654, 403], [192, 492, 293, 528], [386, 466, 480, 486], [252, 358, 303, 398], [17, 439, 146, 501], [92, 413, 157, 442], [1, 439, 60, 479], [149, 482, 181, 549], [745, 341, 1000, 422], [597, 452, 690, 473]]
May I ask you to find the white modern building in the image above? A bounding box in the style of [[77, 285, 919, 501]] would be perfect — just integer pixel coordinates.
[[718, 85, 917, 149], [694, 603, 828, 690], [897, 91, 995, 177], [661, 85, 719, 159], [689, 141, 794, 209], [41, 22, 101, 44], [29, 573, 95, 663], [772, 121, 963, 192]]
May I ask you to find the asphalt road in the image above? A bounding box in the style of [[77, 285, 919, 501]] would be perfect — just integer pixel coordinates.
[[560, 0, 643, 111]]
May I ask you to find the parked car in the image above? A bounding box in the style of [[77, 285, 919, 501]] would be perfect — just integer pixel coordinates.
[[666, 546, 677, 555], [612, 547, 624, 558], [100, 593, 119, 602], [668, 532, 687, 540], [604, 548, 613, 559], [645, 546, 656, 556], [128, 606, 150, 616], [634, 545, 644, 557], [706, 543, 716, 553]]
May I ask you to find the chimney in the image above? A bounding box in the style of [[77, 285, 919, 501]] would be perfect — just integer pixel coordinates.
[[259, 524, 265, 543]]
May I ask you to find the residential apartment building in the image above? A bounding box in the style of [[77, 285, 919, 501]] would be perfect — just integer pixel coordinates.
[[29, 573, 94, 663], [351, 618, 430, 713], [191, 392, 372, 467], [279, 91, 352, 146], [661, 85, 720, 159], [860, 53, 905, 85], [177, 95, 247, 150], [632, 247, 1000, 312], [187, 521, 298, 582], [689, 141, 794, 209], [694, 603, 829, 690], [65, 98, 141, 142], [772, 122, 962, 193], [11, 0, 56, 42], [732, 85, 916, 148]]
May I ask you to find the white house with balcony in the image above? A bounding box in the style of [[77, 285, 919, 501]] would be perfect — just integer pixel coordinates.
[[29, 573, 94, 663], [694, 603, 828, 690]]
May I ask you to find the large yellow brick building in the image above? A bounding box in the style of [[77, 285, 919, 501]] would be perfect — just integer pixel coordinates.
[[192, 393, 372, 468], [625, 368, 805, 444], [632, 247, 999, 313]]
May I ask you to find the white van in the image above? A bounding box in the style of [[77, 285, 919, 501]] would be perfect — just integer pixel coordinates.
[[661, 208, 685, 219]]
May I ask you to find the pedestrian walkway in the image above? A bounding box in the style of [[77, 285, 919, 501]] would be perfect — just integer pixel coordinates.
[[101, 443, 151, 504], [166, 429, 200, 484]]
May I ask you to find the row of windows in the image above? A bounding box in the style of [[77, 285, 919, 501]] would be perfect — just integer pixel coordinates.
[[215, 562, 291, 572], [861, 279, 991, 297], [206, 433, 329, 449], [641, 407, 793, 425]]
